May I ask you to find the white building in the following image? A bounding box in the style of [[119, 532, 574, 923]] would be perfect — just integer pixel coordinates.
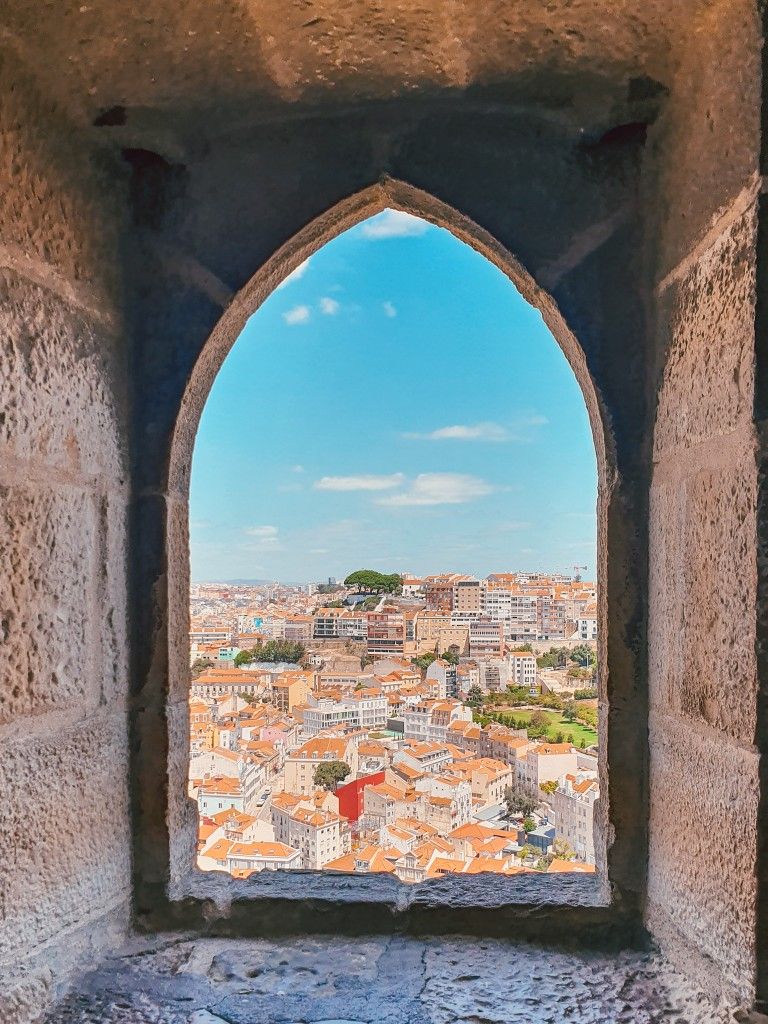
[[271, 792, 351, 869], [550, 770, 599, 863], [302, 692, 388, 735]]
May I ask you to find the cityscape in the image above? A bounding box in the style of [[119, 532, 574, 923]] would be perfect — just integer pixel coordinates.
[[189, 569, 599, 882]]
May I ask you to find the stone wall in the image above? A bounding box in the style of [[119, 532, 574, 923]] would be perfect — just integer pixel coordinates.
[[645, 0, 762, 1005], [0, 58, 132, 1015], [1, 1, 767, 1017]]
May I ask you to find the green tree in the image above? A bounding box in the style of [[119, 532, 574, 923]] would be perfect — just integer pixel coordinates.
[[527, 709, 551, 738], [191, 658, 213, 677], [578, 706, 598, 729], [554, 730, 565, 744], [566, 733, 574, 744], [518, 843, 539, 861], [466, 684, 484, 708], [313, 760, 351, 791], [551, 837, 577, 861], [503, 786, 538, 818], [442, 645, 460, 665], [361, 654, 374, 669], [344, 569, 403, 594], [243, 639, 306, 664], [412, 650, 438, 671], [522, 816, 536, 833], [536, 646, 569, 669], [569, 643, 596, 668], [562, 699, 578, 722], [540, 780, 558, 795]]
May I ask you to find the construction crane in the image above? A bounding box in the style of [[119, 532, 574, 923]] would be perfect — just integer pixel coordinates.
[[572, 564, 588, 582]]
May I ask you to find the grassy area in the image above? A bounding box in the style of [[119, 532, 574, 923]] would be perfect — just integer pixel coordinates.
[[481, 709, 598, 747]]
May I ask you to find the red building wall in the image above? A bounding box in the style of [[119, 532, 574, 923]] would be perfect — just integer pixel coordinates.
[[336, 771, 385, 822]]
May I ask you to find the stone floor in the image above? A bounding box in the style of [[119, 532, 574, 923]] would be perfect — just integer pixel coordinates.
[[45, 933, 746, 1024]]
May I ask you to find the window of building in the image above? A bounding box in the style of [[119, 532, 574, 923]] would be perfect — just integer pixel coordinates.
[[185, 203, 602, 889]]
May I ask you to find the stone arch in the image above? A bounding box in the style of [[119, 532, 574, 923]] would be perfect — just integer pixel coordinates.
[[157, 177, 619, 902]]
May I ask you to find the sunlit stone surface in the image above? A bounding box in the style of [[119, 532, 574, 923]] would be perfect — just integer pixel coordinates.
[[48, 935, 734, 1024]]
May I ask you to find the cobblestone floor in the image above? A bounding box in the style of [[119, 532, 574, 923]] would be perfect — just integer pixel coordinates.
[[46, 934, 743, 1024]]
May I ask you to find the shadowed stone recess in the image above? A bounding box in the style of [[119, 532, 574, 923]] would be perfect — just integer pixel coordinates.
[[46, 935, 740, 1023]]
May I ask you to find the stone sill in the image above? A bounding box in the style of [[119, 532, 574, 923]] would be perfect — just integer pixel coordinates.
[[140, 868, 634, 949]]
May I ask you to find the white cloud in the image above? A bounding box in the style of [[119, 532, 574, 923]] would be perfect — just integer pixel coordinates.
[[403, 422, 509, 442], [291, 464, 305, 473], [245, 525, 279, 538], [243, 525, 281, 550], [314, 473, 405, 492], [283, 305, 311, 325], [310, 548, 329, 555], [377, 473, 496, 507], [499, 520, 531, 531], [383, 301, 397, 318], [276, 258, 310, 289], [319, 296, 340, 315], [360, 209, 429, 240]]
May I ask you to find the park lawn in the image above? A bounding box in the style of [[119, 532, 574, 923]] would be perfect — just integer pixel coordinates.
[[493, 709, 598, 747]]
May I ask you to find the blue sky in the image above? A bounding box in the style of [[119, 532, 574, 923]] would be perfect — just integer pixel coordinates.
[[190, 209, 597, 583]]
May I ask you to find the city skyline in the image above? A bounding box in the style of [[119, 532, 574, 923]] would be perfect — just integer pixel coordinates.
[[190, 209, 597, 582]]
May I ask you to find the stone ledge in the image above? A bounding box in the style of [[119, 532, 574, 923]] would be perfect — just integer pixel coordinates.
[[135, 869, 630, 949], [46, 933, 743, 1023]]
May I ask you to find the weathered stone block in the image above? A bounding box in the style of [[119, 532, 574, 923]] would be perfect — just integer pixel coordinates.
[[95, 491, 129, 707], [649, 453, 757, 744], [0, 271, 125, 480], [647, 0, 760, 279], [654, 203, 756, 457], [647, 715, 758, 1000], [0, 715, 131, 968], [0, 53, 123, 302], [0, 481, 95, 723]]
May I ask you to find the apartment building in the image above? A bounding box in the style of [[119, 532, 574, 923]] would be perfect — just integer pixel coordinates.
[[270, 792, 351, 869], [196, 776, 245, 815], [452, 757, 514, 805], [272, 671, 313, 712], [452, 579, 484, 614], [508, 651, 538, 690], [577, 603, 598, 641], [469, 618, 505, 656], [425, 658, 454, 698], [302, 691, 388, 735], [517, 742, 579, 791], [550, 770, 599, 864], [190, 667, 260, 700], [366, 606, 406, 656], [395, 741, 454, 775], [284, 736, 359, 795]]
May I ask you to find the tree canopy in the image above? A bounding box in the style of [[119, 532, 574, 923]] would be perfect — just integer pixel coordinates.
[[236, 639, 305, 665], [504, 786, 539, 818], [412, 650, 437, 671], [313, 760, 351, 791], [536, 646, 570, 669], [344, 569, 403, 594], [569, 643, 596, 668], [466, 684, 484, 708]]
